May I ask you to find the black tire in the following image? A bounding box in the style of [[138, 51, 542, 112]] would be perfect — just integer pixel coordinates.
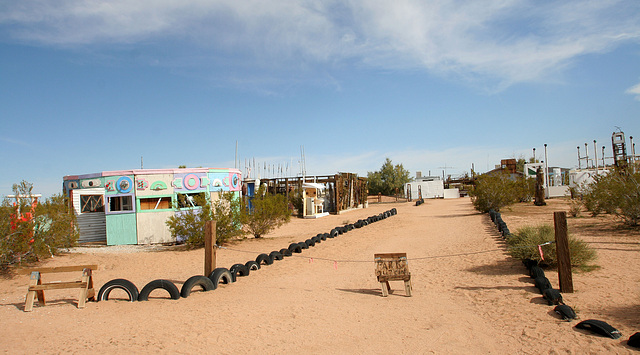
[[269, 251, 284, 261], [229, 263, 250, 282], [305, 239, 315, 247], [97, 278, 139, 302], [318, 233, 327, 241], [279, 248, 293, 257], [355, 220, 363, 228], [298, 241, 309, 249], [391, 208, 397, 215], [336, 227, 344, 235], [288, 243, 303, 253], [180, 275, 215, 298], [208, 268, 233, 289], [138, 279, 181, 301], [256, 253, 274, 265], [329, 229, 338, 238], [311, 236, 321, 244], [246, 260, 260, 271]]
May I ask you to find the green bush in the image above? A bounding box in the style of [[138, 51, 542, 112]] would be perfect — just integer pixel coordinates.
[[166, 191, 244, 248], [581, 170, 640, 226], [507, 224, 597, 271], [1, 181, 78, 272], [243, 186, 291, 238], [367, 158, 412, 196]]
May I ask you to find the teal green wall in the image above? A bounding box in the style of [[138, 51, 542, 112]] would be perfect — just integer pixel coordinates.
[[106, 213, 137, 245]]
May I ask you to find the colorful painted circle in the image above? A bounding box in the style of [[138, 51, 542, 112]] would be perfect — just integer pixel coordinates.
[[116, 176, 133, 193], [231, 173, 240, 189], [183, 174, 200, 190]]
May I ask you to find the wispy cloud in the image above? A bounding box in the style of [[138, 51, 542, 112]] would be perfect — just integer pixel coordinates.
[[627, 82, 640, 101], [1, 0, 639, 88]]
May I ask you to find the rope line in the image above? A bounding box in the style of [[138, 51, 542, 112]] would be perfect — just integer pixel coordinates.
[[215, 241, 555, 264]]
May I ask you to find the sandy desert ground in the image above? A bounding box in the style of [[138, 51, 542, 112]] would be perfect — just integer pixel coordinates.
[[1, 197, 639, 354]]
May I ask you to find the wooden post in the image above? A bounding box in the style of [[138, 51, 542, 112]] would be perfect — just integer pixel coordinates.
[[554, 212, 573, 293], [378, 192, 381, 203], [205, 220, 216, 277]]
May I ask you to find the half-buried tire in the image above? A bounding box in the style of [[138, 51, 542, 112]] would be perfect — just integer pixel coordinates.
[[269, 251, 284, 261], [245, 260, 260, 271], [256, 253, 274, 265], [97, 278, 139, 302], [180, 275, 215, 298], [298, 242, 309, 249], [288, 243, 303, 253], [229, 263, 250, 282], [279, 248, 293, 257], [138, 279, 181, 301], [208, 268, 233, 289], [329, 229, 338, 238], [305, 239, 315, 247]]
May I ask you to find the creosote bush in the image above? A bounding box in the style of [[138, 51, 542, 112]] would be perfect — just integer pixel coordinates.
[[469, 172, 534, 212], [581, 170, 640, 226], [507, 224, 597, 271], [243, 186, 291, 238], [166, 191, 244, 248]]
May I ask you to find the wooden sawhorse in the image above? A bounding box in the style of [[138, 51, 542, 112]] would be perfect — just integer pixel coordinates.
[[21, 264, 97, 312], [374, 253, 412, 297]]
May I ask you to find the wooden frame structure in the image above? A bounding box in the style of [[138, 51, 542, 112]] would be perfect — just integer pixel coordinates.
[[254, 173, 367, 214], [374, 253, 412, 297], [21, 264, 97, 311]]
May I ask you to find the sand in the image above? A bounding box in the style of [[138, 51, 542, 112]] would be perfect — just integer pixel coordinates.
[[1, 197, 638, 354]]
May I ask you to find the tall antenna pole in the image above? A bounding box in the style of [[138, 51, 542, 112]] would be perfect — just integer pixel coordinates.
[[577, 146, 581, 169], [593, 140, 598, 174]]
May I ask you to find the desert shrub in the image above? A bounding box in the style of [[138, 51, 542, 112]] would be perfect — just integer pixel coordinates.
[[582, 170, 640, 226], [513, 176, 535, 202], [243, 186, 291, 238], [367, 158, 412, 196], [288, 188, 304, 217], [1, 181, 78, 272], [166, 191, 244, 248], [568, 198, 582, 217], [469, 172, 517, 212], [507, 224, 597, 271]]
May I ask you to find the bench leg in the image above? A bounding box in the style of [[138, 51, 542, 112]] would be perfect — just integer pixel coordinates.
[[380, 281, 390, 297], [404, 280, 412, 297]]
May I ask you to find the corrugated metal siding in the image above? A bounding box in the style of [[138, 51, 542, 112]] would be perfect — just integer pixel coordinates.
[[77, 213, 107, 243], [72, 188, 107, 244]]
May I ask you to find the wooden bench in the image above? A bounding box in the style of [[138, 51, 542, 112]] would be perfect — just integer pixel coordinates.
[[20, 264, 97, 312], [374, 253, 412, 297]]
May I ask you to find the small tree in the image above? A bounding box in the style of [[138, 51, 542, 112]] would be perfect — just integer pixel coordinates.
[[166, 191, 244, 248], [367, 158, 412, 196], [243, 186, 291, 238]]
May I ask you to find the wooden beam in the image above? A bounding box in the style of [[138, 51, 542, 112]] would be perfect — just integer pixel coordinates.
[[554, 212, 574, 293], [204, 220, 216, 277]]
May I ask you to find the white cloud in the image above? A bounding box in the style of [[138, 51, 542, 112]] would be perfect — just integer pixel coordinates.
[[1, 0, 639, 88], [627, 82, 640, 101]]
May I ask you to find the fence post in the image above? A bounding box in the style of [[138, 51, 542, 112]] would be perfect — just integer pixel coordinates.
[[205, 220, 217, 277], [553, 212, 573, 293], [378, 192, 381, 203]]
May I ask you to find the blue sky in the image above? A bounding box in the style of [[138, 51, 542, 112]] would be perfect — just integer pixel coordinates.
[[1, 0, 639, 197]]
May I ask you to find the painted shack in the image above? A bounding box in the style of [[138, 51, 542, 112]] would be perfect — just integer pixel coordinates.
[[63, 168, 242, 245]]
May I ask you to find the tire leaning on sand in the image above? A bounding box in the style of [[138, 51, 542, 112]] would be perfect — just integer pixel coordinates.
[[180, 275, 215, 298], [208, 268, 233, 289], [138, 279, 181, 301], [97, 278, 139, 302]]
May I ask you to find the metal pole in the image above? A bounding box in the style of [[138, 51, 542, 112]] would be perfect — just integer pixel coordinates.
[[544, 144, 549, 198], [602, 146, 606, 167], [584, 143, 589, 168], [577, 146, 581, 169], [593, 140, 598, 174]]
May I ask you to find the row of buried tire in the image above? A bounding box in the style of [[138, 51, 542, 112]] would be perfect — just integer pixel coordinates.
[[488, 209, 640, 345], [415, 198, 425, 206], [488, 209, 573, 318], [95, 208, 398, 303]]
